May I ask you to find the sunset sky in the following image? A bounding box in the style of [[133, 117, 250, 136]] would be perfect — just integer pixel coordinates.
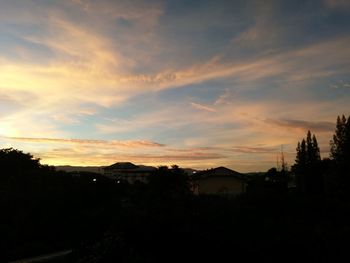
[[0, 0, 349, 172]]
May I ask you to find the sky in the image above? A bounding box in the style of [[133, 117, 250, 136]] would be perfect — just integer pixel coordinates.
[[0, 0, 349, 172]]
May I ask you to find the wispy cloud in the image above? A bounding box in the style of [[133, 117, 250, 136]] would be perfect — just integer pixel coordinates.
[[2, 136, 165, 148], [330, 80, 350, 89], [266, 119, 335, 133], [122, 36, 350, 92], [231, 145, 281, 154], [214, 89, 236, 105], [128, 152, 225, 161], [190, 102, 217, 113]]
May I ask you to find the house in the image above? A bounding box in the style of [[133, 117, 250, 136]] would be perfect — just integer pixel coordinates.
[[192, 166, 246, 195], [103, 162, 156, 183]]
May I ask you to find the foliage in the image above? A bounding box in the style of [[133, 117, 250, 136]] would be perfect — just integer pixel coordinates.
[[267, 166, 289, 191], [330, 115, 350, 165], [147, 165, 191, 199], [295, 131, 321, 167], [293, 131, 323, 194], [0, 148, 124, 262], [247, 165, 289, 195], [0, 148, 40, 181], [327, 115, 350, 199]]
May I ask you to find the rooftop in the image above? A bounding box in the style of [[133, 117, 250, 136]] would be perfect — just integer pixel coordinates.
[[195, 166, 245, 180]]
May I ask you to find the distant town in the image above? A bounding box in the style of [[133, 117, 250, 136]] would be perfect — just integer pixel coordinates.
[[56, 162, 247, 195]]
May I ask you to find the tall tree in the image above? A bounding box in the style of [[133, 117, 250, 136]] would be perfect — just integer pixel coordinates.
[[330, 115, 350, 164], [312, 134, 321, 162], [306, 130, 313, 163], [295, 139, 307, 167], [327, 115, 350, 199], [293, 131, 322, 194]]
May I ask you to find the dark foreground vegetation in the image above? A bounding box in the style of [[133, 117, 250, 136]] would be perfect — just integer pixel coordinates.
[[1, 115, 350, 262]]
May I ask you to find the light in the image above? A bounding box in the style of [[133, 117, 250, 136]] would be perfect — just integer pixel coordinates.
[[93, 178, 97, 182]]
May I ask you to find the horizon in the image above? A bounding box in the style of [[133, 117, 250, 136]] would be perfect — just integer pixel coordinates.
[[0, 0, 349, 172], [53, 163, 242, 173]]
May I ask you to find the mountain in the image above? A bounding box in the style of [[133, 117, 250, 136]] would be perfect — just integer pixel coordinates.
[[55, 165, 198, 175], [55, 165, 104, 174]]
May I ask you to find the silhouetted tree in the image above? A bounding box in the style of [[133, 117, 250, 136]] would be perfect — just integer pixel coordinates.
[[296, 140, 306, 167], [0, 148, 40, 175], [278, 154, 289, 192], [293, 131, 323, 194], [330, 115, 350, 165], [0, 148, 42, 193], [148, 165, 191, 199], [312, 134, 321, 161], [305, 131, 321, 164], [268, 155, 289, 193], [327, 115, 350, 198]]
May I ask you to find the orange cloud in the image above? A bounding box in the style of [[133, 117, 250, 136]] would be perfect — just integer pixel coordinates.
[[266, 119, 335, 133], [2, 136, 165, 148]]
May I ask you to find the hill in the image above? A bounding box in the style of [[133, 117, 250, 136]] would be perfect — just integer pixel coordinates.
[[55, 165, 104, 174]]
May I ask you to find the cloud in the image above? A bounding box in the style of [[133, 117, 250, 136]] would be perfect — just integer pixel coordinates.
[[0, 3, 163, 113], [330, 80, 350, 89], [128, 152, 225, 161], [2, 136, 165, 148], [324, 0, 350, 9], [71, 0, 163, 22], [231, 3, 281, 50], [214, 89, 237, 105], [2, 11, 349, 123], [123, 36, 350, 92], [231, 145, 281, 154], [190, 102, 217, 113], [266, 118, 335, 132]]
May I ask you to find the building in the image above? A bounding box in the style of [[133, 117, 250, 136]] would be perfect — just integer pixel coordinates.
[[103, 162, 156, 183], [192, 166, 246, 195]]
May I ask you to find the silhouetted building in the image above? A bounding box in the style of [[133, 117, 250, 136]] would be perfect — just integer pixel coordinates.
[[192, 166, 246, 195], [103, 162, 156, 183]]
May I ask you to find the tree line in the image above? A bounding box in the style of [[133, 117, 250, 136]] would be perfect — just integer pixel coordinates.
[[292, 115, 350, 198]]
